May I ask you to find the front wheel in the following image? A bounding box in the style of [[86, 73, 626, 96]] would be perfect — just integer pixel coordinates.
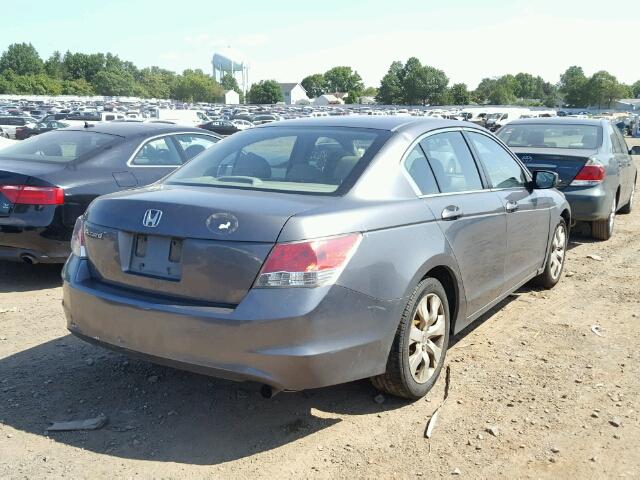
[[533, 219, 567, 289], [371, 277, 450, 400]]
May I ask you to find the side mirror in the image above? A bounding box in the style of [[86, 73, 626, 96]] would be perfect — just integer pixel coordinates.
[[532, 170, 558, 189], [629, 145, 640, 156]]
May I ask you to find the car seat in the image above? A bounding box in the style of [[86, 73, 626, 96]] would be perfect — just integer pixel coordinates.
[[232, 152, 271, 179], [184, 144, 205, 160]]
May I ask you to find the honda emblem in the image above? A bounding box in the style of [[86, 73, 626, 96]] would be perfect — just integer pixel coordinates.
[[142, 209, 163, 228]]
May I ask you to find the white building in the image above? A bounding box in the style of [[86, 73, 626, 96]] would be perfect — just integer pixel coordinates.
[[313, 94, 344, 106], [279, 83, 308, 105], [224, 90, 240, 105]]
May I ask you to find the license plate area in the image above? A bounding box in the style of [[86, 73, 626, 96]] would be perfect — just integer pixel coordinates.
[[128, 234, 182, 280]]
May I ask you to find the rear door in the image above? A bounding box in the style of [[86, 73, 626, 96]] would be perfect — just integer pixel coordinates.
[[414, 130, 507, 318], [466, 130, 550, 291]]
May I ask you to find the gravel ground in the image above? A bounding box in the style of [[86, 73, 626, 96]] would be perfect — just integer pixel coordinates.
[[0, 148, 638, 479]]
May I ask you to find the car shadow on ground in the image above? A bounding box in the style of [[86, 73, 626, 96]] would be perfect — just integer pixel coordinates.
[[0, 334, 405, 466], [0, 261, 62, 292]]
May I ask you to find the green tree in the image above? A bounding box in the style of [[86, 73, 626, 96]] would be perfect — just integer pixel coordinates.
[[92, 69, 137, 96], [376, 61, 404, 104], [301, 73, 327, 98], [362, 86, 377, 97], [559, 66, 588, 107], [171, 69, 223, 103], [323, 66, 364, 94], [401, 58, 449, 105], [449, 83, 470, 104], [586, 70, 625, 110], [44, 51, 64, 79], [62, 78, 94, 95], [61, 52, 107, 83], [488, 83, 516, 105], [632, 80, 640, 98], [220, 73, 244, 102], [0, 43, 43, 76], [474, 78, 497, 103], [247, 79, 284, 104], [138, 67, 173, 99]]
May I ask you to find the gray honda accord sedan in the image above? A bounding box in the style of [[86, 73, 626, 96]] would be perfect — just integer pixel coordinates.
[[62, 117, 570, 399]]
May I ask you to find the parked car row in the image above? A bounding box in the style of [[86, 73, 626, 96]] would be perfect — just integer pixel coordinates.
[[0, 114, 636, 401]]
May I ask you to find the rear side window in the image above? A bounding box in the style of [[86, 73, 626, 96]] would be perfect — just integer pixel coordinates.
[[420, 132, 483, 193], [404, 145, 439, 195], [166, 127, 389, 194], [132, 137, 182, 166], [0, 130, 122, 164], [467, 132, 527, 189], [611, 128, 627, 154], [174, 134, 219, 160]]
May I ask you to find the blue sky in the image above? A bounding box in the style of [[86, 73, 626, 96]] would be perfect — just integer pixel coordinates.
[[2, 0, 638, 88]]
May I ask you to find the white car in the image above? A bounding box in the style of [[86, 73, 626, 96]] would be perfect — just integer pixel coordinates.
[[0, 116, 38, 139], [231, 119, 254, 130]]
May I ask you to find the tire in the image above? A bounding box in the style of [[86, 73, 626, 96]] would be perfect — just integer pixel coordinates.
[[619, 181, 635, 214], [591, 196, 616, 241], [371, 277, 450, 400], [533, 219, 567, 289]]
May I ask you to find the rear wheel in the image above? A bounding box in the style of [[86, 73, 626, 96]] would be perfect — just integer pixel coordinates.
[[533, 219, 567, 289], [371, 277, 450, 400], [619, 182, 635, 214], [591, 197, 616, 241]]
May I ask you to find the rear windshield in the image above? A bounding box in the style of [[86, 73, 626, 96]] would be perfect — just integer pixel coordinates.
[[165, 126, 390, 194], [498, 124, 602, 149], [0, 130, 123, 164]]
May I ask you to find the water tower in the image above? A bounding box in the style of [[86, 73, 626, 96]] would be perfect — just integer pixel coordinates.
[[212, 47, 249, 95]]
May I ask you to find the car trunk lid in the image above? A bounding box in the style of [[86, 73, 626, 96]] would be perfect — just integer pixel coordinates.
[[84, 184, 328, 305], [0, 159, 66, 217], [511, 148, 597, 189]]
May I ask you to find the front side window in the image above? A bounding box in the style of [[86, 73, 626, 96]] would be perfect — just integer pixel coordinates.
[[166, 127, 389, 194], [468, 132, 527, 189], [420, 131, 483, 193], [132, 137, 182, 166], [404, 145, 439, 195], [498, 124, 602, 149]]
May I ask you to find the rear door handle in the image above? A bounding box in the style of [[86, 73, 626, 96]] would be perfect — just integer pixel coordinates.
[[505, 201, 519, 213], [441, 205, 462, 220]]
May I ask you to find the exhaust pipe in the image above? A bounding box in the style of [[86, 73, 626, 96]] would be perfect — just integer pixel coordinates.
[[260, 384, 282, 399], [20, 253, 38, 264]]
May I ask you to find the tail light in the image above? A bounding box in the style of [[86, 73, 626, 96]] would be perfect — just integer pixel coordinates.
[[70, 216, 86, 258], [570, 159, 606, 186], [0, 185, 64, 205], [254, 233, 362, 288]]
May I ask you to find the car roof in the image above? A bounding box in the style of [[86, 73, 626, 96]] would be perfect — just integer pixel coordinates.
[[258, 115, 470, 132], [63, 122, 209, 138], [504, 117, 606, 127]]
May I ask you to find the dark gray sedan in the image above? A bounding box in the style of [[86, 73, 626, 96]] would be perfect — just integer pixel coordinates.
[[62, 117, 570, 399], [498, 118, 637, 240]]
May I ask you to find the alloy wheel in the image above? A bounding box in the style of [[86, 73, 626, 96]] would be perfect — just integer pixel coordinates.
[[408, 293, 446, 383], [549, 224, 566, 280], [608, 198, 616, 233]]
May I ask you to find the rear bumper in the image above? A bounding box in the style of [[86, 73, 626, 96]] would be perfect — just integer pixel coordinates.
[[0, 228, 71, 263], [62, 256, 403, 391], [562, 185, 612, 222]]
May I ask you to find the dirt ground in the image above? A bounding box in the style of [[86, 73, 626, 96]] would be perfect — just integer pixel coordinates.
[[0, 148, 638, 480]]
